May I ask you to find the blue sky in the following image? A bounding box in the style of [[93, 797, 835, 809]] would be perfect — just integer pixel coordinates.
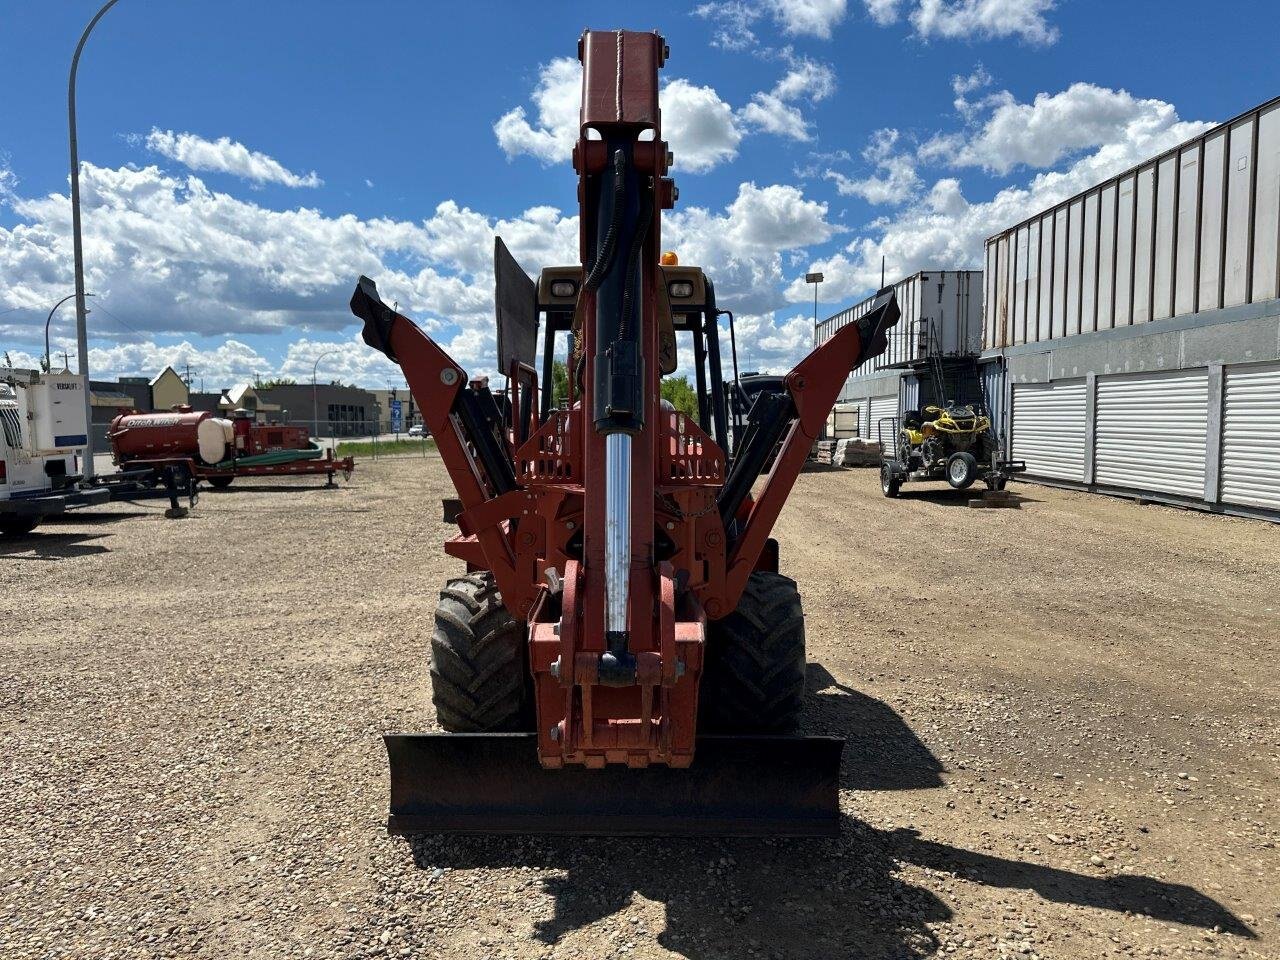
[[1, 0, 1277, 388]]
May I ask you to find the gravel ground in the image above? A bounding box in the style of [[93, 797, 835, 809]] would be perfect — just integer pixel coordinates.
[[2, 456, 1277, 959]]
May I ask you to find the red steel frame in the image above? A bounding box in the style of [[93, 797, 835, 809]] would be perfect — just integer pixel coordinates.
[[384, 30, 874, 770]]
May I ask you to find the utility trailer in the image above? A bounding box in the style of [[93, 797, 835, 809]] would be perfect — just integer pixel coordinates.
[[107, 407, 355, 489], [877, 356, 1023, 496], [348, 28, 900, 837], [0, 369, 109, 535]]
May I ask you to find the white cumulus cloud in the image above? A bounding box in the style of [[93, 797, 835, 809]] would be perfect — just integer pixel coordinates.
[[143, 129, 322, 188], [790, 84, 1210, 304], [920, 82, 1190, 175], [696, 0, 848, 48], [825, 128, 922, 204], [738, 58, 837, 142], [861, 0, 1058, 44]]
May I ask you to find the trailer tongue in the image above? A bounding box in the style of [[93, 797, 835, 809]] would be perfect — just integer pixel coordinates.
[[351, 28, 898, 837]]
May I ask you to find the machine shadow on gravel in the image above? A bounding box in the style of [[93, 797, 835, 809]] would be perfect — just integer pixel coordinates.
[[405, 677, 1250, 958], [0, 530, 111, 559]]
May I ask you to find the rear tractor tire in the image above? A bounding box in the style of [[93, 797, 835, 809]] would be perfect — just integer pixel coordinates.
[[429, 572, 532, 732], [699, 571, 806, 734]]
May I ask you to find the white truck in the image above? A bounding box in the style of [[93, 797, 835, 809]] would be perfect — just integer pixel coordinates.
[[0, 368, 109, 536]]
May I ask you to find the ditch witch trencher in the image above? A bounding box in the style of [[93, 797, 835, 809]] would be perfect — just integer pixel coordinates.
[[350, 29, 899, 836]]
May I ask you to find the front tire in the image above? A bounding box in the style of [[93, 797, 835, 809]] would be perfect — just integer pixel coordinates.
[[699, 571, 806, 733], [0, 515, 41, 537], [429, 572, 532, 732]]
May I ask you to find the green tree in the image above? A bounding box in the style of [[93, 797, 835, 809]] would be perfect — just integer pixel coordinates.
[[550, 359, 569, 408], [660, 375, 698, 418]]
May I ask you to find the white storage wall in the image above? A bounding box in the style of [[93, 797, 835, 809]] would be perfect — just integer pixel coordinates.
[[868, 395, 898, 446], [1094, 370, 1209, 498], [985, 96, 1280, 350], [1220, 361, 1280, 510], [1010, 381, 1088, 481]]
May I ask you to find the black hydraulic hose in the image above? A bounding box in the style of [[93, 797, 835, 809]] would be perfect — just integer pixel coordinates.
[[584, 149, 627, 293], [618, 183, 653, 342]]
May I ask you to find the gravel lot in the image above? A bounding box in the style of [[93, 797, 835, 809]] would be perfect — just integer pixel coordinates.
[[2, 456, 1277, 959]]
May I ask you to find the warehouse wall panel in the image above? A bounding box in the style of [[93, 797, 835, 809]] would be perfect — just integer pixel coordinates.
[[1224, 117, 1255, 308], [1251, 104, 1280, 303], [1175, 146, 1200, 317], [1199, 130, 1227, 311], [1097, 183, 1117, 329], [1066, 198, 1084, 336], [1037, 212, 1055, 341], [1082, 191, 1100, 333], [1115, 174, 1136, 327], [1133, 165, 1155, 325], [1153, 154, 1178, 321]]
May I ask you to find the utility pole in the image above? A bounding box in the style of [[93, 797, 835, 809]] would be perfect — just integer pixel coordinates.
[[68, 0, 123, 480], [59, 350, 74, 372]]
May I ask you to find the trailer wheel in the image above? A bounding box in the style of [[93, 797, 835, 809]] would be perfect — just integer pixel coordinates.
[[880, 461, 901, 498], [429, 572, 532, 732], [946, 452, 979, 490], [208, 476, 234, 489], [0, 515, 41, 537], [699, 571, 806, 734]]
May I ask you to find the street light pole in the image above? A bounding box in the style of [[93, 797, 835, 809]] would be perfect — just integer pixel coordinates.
[[805, 271, 824, 341], [44, 292, 93, 371], [68, 0, 122, 479], [312, 349, 338, 441]]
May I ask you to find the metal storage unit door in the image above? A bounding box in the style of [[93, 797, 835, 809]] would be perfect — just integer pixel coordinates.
[[1095, 370, 1208, 498], [869, 395, 898, 447], [1220, 361, 1280, 510], [1010, 381, 1087, 481]]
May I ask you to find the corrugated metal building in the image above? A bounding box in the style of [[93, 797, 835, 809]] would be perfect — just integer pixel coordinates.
[[815, 271, 983, 440], [982, 95, 1280, 520]]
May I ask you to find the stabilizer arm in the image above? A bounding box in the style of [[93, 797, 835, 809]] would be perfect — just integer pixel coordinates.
[[350, 276, 534, 612], [720, 289, 900, 604]]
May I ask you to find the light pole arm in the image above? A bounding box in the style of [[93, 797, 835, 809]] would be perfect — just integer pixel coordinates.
[[68, 0, 122, 479]]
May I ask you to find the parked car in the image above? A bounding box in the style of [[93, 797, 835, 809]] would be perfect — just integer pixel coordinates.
[[408, 424, 425, 438]]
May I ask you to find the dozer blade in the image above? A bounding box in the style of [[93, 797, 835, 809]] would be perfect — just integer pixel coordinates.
[[385, 733, 843, 837]]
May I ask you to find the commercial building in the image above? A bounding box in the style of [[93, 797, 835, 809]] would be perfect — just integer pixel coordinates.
[[814, 95, 1280, 522], [982, 95, 1280, 520], [253, 382, 377, 437]]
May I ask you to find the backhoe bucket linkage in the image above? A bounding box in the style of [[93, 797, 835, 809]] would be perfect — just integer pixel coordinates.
[[386, 733, 843, 837]]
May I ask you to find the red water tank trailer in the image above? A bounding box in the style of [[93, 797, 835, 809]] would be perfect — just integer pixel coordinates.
[[108, 408, 232, 465]]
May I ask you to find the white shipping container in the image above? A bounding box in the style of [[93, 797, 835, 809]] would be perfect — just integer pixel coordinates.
[[816, 271, 982, 376]]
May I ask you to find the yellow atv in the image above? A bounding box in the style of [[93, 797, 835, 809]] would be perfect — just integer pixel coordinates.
[[879, 403, 1024, 497]]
